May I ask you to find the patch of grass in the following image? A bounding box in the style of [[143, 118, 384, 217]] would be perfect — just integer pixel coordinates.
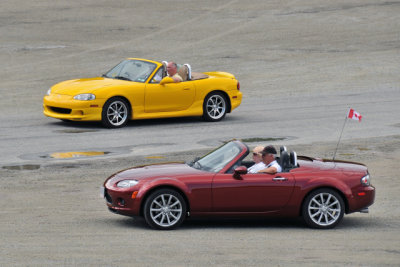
[[339, 153, 355, 156], [2, 164, 41, 170], [241, 137, 286, 143]]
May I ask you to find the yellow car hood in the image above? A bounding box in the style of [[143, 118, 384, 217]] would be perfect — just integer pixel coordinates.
[[51, 77, 125, 96]]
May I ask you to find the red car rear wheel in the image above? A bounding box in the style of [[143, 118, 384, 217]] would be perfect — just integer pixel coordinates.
[[302, 188, 345, 229]]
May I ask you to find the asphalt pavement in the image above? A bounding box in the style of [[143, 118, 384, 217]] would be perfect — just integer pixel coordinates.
[[0, 0, 399, 266]]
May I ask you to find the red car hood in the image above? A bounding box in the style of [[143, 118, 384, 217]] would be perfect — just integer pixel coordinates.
[[107, 162, 204, 184]]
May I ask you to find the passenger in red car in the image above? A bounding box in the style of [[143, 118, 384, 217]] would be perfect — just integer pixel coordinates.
[[247, 145, 266, 173], [258, 145, 282, 174]]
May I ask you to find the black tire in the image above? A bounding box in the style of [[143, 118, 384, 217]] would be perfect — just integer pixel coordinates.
[[143, 189, 187, 230], [302, 188, 345, 229], [101, 97, 130, 128], [202, 92, 227, 122]]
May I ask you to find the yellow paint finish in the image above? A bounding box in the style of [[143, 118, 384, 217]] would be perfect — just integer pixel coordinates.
[[43, 58, 242, 123], [50, 151, 105, 159], [145, 156, 165, 159]]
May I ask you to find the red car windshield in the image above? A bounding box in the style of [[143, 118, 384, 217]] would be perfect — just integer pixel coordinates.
[[191, 142, 243, 173]]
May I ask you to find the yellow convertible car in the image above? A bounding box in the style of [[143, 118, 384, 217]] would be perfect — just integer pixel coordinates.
[[43, 58, 242, 128]]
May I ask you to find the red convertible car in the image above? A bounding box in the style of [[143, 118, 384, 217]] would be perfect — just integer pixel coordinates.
[[102, 140, 375, 230]]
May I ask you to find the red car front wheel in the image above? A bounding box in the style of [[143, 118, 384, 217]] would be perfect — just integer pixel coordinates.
[[143, 189, 187, 230]]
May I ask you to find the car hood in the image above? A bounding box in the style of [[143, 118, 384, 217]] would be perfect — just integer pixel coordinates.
[[106, 162, 204, 184], [51, 77, 129, 96]]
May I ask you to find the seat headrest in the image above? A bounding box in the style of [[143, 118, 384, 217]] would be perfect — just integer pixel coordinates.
[[177, 65, 188, 81], [280, 151, 290, 171], [184, 63, 191, 80], [290, 151, 297, 167], [161, 61, 168, 77]]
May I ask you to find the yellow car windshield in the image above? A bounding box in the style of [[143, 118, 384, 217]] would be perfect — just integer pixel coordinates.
[[103, 59, 157, 83]]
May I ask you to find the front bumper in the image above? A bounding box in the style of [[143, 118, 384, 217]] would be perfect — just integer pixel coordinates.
[[43, 94, 104, 121], [102, 186, 141, 216]]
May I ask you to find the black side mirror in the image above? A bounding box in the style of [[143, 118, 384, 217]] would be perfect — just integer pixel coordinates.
[[233, 166, 247, 180]]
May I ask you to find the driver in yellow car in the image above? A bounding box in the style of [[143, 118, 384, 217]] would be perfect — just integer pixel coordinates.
[[166, 62, 183, 82]]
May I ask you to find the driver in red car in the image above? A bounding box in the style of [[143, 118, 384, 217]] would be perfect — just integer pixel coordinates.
[[258, 145, 282, 174]]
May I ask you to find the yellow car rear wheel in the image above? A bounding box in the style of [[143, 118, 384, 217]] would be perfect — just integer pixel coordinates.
[[203, 92, 227, 122]]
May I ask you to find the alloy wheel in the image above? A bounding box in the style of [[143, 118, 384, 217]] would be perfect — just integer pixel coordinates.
[[106, 100, 128, 127], [205, 94, 226, 121], [307, 192, 342, 227], [149, 193, 183, 228]]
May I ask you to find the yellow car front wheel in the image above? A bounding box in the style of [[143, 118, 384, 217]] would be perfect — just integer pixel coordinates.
[[101, 97, 130, 128]]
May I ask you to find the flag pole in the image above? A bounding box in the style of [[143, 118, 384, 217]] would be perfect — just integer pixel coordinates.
[[333, 116, 348, 161]]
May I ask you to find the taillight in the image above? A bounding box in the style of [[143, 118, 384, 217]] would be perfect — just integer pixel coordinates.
[[237, 81, 240, 90]]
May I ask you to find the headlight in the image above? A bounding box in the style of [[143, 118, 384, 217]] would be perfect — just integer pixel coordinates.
[[46, 88, 51, 96], [361, 174, 371, 186], [73, 93, 96, 101], [117, 180, 139, 188]]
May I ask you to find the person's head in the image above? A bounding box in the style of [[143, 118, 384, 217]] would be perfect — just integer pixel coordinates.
[[261, 145, 277, 164], [167, 62, 178, 76], [252, 145, 264, 163]]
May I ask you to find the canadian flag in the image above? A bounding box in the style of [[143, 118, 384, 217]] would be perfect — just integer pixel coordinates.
[[348, 108, 362, 122]]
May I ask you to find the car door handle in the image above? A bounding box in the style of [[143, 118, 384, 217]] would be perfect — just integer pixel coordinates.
[[183, 87, 191, 90], [273, 177, 288, 181]]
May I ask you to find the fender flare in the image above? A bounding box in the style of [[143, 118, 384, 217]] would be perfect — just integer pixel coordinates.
[[137, 177, 191, 216]]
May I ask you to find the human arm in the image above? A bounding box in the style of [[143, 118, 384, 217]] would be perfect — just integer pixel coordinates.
[[257, 161, 281, 174], [257, 166, 278, 174], [172, 73, 183, 82]]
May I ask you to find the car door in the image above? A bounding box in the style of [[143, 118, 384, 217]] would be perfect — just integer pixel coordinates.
[[211, 172, 295, 212], [144, 81, 196, 113]]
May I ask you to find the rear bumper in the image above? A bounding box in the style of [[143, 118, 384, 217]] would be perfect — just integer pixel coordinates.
[[348, 185, 375, 213], [229, 91, 242, 111]]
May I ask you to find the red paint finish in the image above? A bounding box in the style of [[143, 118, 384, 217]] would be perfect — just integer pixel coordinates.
[[103, 140, 375, 227], [212, 172, 295, 212]]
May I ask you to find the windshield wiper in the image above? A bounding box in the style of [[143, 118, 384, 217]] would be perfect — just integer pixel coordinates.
[[114, 76, 131, 81], [194, 160, 203, 170], [187, 157, 200, 167]]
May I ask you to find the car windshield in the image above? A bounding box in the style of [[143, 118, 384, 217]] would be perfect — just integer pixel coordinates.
[[190, 142, 243, 173], [103, 60, 157, 83]]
